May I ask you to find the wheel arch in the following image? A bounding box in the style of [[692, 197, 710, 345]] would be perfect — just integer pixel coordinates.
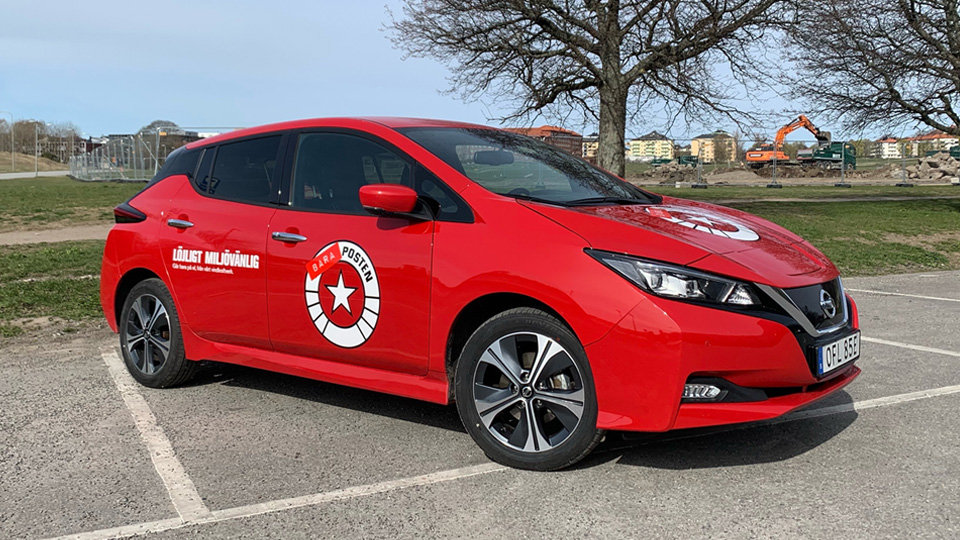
[[445, 292, 576, 391], [114, 268, 163, 327]]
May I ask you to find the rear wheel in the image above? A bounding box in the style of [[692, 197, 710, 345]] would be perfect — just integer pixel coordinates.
[[119, 278, 197, 388], [455, 308, 603, 470]]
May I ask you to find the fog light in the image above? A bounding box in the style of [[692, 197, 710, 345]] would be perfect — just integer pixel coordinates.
[[683, 384, 722, 400]]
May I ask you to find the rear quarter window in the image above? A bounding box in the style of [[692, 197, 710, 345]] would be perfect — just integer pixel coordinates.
[[144, 147, 200, 189]]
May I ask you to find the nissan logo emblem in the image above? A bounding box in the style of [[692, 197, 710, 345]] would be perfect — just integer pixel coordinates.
[[820, 289, 837, 319]]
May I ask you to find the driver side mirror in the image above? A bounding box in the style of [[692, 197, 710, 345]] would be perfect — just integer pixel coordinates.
[[359, 184, 420, 217]]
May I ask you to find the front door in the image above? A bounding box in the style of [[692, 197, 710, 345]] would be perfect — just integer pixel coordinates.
[[266, 131, 434, 375]]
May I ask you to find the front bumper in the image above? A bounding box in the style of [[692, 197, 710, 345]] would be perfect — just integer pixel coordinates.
[[672, 365, 859, 429], [585, 292, 860, 432]]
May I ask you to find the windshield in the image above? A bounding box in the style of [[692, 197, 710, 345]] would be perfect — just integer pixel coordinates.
[[399, 127, 659, 206]]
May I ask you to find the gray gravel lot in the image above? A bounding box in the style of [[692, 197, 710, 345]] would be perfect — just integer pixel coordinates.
[[2, 271, 958, 539]]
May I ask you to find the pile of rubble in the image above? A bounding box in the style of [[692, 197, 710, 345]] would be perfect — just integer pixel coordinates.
[[904, 152, 960, 184], [637, 162, 699, 183]]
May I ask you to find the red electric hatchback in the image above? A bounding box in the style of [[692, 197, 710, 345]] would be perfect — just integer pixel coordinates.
[[101, 117, 860, 470]]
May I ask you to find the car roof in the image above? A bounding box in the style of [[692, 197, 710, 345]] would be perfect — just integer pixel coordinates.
[[185, 117, 493, 149]]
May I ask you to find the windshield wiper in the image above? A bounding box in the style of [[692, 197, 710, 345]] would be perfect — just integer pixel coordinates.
[[508, 193, 572, 206], [563, 196, 650, 206]]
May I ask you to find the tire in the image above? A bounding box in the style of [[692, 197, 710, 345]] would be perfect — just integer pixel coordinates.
[[119, 278, 197, 388], [454, 307, 604, 471]]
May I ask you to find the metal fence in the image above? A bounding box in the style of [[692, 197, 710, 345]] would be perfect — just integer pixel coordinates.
[[68, 132, 169, 182], [614, 137, 960, 188], [67, 131, 959, 187]]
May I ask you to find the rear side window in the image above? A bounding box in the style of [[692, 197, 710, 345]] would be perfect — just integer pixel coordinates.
[[145, 147, 199, 188], [208, 136, 283, 204], [194, 148, 215, 193]]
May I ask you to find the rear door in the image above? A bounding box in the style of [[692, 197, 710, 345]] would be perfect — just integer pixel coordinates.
[[265, 130, 442, 375], [159, 134, 286, 349]]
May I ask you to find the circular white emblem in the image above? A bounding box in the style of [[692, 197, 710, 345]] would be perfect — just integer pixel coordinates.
[[820, 289, 837, 319], [646, 205, 760, 242], [304, 241, 380, 348]]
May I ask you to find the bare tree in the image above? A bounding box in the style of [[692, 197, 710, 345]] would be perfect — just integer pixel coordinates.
[[389, 0, 788, 176], [788, 0, 960, 136]]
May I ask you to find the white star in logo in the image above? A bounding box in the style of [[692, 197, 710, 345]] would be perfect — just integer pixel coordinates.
[[325, 271, 356, 314]]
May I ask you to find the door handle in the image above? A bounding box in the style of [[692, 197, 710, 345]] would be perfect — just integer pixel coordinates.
[[271, 232, 308, 243], [166, 219, 194, 229]]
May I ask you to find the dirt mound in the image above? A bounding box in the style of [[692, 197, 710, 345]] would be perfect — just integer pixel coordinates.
[[0, 152, 65, 173], [634, 162, 699, 184], [707, 170, 762, 183]]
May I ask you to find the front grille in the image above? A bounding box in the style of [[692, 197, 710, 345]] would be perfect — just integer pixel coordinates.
[[782, 278, 845, 331]]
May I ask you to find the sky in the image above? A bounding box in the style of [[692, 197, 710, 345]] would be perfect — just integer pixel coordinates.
[[1, 0, 506, 136], [0, 0, 812, 140]]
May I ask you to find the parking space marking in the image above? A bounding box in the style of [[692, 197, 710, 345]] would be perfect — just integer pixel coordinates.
[[771, 383, 960, 424], [46, 375, 960, 540], [48, 518, 185, 540], [862, 336, 960, 358], [45, 463, 506, 540], [100, 349, 213, 522], [848, 288, 960, 303], [207, 462, 506, 521]]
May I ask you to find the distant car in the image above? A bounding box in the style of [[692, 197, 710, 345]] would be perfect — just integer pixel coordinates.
[[101, 117, 861, 470]]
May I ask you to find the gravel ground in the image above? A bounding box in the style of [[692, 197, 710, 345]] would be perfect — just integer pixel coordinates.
[[2, 272, 959, 539]]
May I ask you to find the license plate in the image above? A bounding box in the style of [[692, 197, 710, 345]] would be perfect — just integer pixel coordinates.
[[817, 331, 861, 376]]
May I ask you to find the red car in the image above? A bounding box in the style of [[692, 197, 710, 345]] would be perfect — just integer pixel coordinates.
[[101, 117, 861, 470]]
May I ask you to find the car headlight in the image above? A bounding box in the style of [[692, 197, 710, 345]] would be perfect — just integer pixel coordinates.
[[586, 250, 760, 306]]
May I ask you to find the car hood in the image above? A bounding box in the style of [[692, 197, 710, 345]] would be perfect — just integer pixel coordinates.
[[520, 196, 838, 288]]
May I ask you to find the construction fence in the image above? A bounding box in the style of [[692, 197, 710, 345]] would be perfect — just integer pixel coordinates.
[[68, 132, 172, 182], [66, 133, 960, 187], [617, 138, 960, 187]]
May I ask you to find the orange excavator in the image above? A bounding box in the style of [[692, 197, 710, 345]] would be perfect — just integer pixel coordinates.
[[746, 115, 832, 168]]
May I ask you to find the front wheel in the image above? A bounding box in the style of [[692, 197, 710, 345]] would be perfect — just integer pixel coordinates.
[[119, 278, 197, 388], [455, 308, 604, 470]]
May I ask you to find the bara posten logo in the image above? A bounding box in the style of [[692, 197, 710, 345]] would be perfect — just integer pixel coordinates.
[[646, 205, 760, 242], [304, 241, 380, 348]]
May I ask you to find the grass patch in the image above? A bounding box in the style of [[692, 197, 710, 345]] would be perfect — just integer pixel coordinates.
[[0, 241, 104, 281], [732, 199, 960, 275], [646, 184, 960, 201], [0, 278, 102, 321], [0, 241, 105, 326], [0, 323, 24, 337], [0, 176, 142, 232]]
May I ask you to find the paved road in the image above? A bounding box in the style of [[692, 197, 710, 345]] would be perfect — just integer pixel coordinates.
[[0, 170, 70, 180], [0, 224, 111, 246], [2, 271, 959, 539]]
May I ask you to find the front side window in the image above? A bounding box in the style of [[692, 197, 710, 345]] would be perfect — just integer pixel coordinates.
[[291, 132, 471, 221], [400, 127, 659, 206], [207, 136, 282, 204]]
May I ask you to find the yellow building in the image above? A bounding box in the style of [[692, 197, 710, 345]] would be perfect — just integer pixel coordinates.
[[629, 131, 674, 160], [582, 135, 599, 159], [691, 130, 737, 163]]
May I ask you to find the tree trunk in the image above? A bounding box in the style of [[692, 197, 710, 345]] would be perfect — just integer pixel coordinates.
[[596, 1, 626, 177], [597, 84, 628, 177]]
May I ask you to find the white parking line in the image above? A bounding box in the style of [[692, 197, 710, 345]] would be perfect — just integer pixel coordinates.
[[100, 349, 212, 522], [770, 384, 960, 424], [862, 336, 960, 358], [58, 346, 959, 540], [847, 288, 960, 303], [45, 463, 507, 540]]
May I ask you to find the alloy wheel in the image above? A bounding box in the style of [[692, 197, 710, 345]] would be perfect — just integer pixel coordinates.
[[472, 332, 585, 453], [124, 294, 171, 375]]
